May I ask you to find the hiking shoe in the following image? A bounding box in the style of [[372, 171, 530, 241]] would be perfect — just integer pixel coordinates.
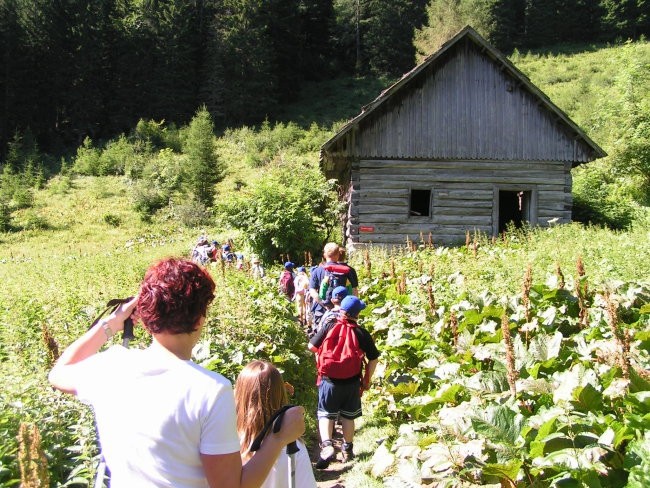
[[315, 440, 335, 469], [342, 442, 354, 463]]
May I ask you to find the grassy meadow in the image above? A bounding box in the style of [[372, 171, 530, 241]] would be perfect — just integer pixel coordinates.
[[1, 39, 649, 487]]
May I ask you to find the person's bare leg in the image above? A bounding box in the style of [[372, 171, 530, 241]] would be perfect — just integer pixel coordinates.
[[316, 417, 336, 468], [319, 417, 334, 442], [340, 418, 356, 461], [340, 418, 355, 443]]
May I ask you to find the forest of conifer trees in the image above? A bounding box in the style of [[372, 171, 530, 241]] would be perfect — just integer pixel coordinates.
[[0, 0, 648, 168]]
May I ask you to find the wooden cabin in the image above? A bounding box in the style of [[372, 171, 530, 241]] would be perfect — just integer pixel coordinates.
[[320, 26, 605, 247]]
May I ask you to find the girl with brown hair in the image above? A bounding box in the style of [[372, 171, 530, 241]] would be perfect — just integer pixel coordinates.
[[235, 360, 316, 487]]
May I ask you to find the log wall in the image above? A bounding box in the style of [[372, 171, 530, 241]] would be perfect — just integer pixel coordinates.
[[347, 159, 572, 245]]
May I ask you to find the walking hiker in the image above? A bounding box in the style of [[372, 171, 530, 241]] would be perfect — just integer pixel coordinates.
[[293, 267, 310, 326], [235, 360, 316, 488], [49, 257, 305, 487], [278, 262, 296, 301], [308, 296, 379, 469], [308, 286, 348, 339], [308, 243, 358, 329], [251, 256, 265, 279]]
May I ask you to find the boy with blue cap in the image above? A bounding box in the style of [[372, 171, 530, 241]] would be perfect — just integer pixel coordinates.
[[308, 295, 379, 468], [308, 286, 348, 338]]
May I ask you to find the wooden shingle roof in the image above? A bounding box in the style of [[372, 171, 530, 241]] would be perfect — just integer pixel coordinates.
[[321, 26, 606, 173]]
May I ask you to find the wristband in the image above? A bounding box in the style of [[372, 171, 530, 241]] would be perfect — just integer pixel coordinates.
[[102, 321, 115, 339]]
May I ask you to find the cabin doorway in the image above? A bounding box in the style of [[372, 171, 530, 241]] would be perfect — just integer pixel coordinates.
[[497, 190, 532, 233]]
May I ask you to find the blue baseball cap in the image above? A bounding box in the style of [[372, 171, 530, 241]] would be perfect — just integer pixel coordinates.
[[332, 286, 348, 300], [284, 261, 295, 269], [297, 266, 306, 273], [340, 296, 366, 317]]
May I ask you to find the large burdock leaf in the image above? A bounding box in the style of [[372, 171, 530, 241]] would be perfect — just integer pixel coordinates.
[[471, 405, 525, 447], [529, 331, 563, 361], [571, 383, 603, 412], [533, 446, 608, 474], [482, 459, 522, 482], [552, 364, 600, 405], [370, 443, 395, 478], [419, 443, 457, 476]]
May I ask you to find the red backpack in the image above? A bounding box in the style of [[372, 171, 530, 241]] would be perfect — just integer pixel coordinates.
[[317, 316, 365, 380], [279, 270, 295, 298]]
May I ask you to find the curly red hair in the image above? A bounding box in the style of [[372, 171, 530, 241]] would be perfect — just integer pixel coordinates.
[[137, 258, 215, 334]]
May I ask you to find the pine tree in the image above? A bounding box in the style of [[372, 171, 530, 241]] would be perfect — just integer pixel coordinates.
[[181, 107, 222, 206]]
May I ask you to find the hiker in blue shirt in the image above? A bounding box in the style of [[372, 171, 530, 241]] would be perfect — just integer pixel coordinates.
[[308, 243, 358, 328]]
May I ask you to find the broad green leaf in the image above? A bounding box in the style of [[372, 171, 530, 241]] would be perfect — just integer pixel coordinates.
[[625, 391, 650, 414], [535, 417, 559, 442], [629, 368, 650, 393], [471, 405, 524, 446], [530, 432, 573, 458], [462, 309, 483, 326], [571, 384, 603, 412], [482, 459, 522, 481], [482, 305, 506, 319], [529, 332, 563, 361], [432, 383, 463, 404]]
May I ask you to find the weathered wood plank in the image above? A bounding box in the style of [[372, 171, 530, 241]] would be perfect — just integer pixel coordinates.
[[360, 167, 564, 179], [356, 234, 468, 245], [359, 159, 566, 171], [355, 189, 410, 198], [358, 197, 408, 206], [361, 174, 565, 185], [349, 223, 493, 235], [436, 190, 493, 200], [358, 205, 407, 215], [433, 206, 493, 216], [433, 199, 493, 208]]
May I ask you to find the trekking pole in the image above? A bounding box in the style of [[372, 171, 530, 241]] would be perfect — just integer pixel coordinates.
[[249, 405, 299, 488]]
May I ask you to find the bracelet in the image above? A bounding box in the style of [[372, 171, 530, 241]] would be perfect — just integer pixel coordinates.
[[102, 321, 115, 339]]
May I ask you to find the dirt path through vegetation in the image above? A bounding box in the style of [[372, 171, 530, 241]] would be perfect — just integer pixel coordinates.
[[312, 424, 353, 488]]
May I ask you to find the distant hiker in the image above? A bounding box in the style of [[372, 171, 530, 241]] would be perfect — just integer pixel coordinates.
[[49, 257, 305, 486], [235, 252, 245, 270], [208, 241, 220, 262], [235, 360, 316, 488], [293, 267, 310, 326], [309, 286, 348, 339], [251, 256, 265, 279], [308, 296, 379, 469], [278, 262, 296, 300], [309, 243, 358, 328], [192, 236, 211, 265], [222, 244, 236, 264]]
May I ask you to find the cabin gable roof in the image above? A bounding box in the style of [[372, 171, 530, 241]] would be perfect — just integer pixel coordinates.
[[321, 26, 606, 179]]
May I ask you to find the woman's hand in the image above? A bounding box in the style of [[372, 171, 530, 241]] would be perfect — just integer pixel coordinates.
[[105, 296, 139, 333], [274, 406, 305, 445]]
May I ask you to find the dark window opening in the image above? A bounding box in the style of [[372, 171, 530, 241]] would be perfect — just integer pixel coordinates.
[[410, 189, 431, 217], [498, 190, 530, 233]]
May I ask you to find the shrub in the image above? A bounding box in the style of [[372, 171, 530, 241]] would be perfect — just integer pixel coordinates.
[[572, 163, 635, 229], [98, 135, 135, 176], [215, 157, 342, 261], [131, 149, 186, 218], [47, 174, 72, 195], [103, 214, 122, 227], [132, 182, 169, 217], [21, 211, 50, 231], [72, 137, 102, 176], [169, 198, 213, 228]]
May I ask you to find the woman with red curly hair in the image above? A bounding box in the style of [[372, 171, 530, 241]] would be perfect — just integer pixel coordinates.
[[49, 257, 304, 488]]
